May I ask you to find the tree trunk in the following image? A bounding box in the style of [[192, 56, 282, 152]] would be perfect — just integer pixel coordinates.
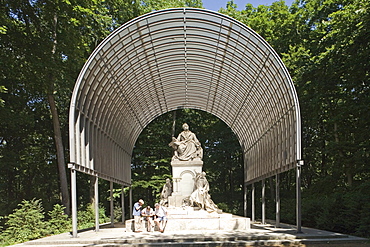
[[90, 175, 97, 205], [48, 92, 70, 215], [48, 12, 70, 215], [334, 123, 353, 186]]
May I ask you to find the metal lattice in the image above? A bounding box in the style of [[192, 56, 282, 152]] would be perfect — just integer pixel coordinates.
[[69, 8, 301, 186]]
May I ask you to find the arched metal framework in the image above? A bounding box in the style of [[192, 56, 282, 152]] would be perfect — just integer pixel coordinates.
[[69, 7, 302, 233]]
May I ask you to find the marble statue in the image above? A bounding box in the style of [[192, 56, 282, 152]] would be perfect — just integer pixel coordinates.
[[190, 171, 219, 213], [159, 178, 173, 206], [169, 123, 203, 161]]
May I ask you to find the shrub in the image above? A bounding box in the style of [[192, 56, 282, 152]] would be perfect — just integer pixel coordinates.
[[0, 199, 48, 245], [113, 204, 123, 222], [0, 199, 112, 246], [47, 204, 71, 235], [77, 203, 109, 229]]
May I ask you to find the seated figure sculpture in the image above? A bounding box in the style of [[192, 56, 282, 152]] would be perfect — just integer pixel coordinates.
[[169, 123, 203, 161], [190, 171, 220, 213], [159, 178, 173, 206]]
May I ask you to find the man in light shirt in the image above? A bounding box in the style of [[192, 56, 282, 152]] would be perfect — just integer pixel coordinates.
[[141, 205, 155, 232], [132, 199, 144, 232], [154, 203, 168, 232]]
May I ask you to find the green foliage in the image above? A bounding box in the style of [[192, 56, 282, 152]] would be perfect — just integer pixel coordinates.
[[0, 199, 48, 245], [301, 181, 370, 238], [0, 0, 369, 241], [221, 0, 370, 237], [132, 111, 178, 206], [77, 203, 110, 230], [0, 0, 204, 219], [140, 0, 202, 11], [113, 205, 123, 222], [216, 202, 230, 212], [0, 199, 112, 245], [0, 86, 6, 107], [220, 0, 296, 54], [47, 204, 71, 235]]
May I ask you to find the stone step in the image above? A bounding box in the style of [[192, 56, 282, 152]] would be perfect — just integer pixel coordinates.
[[14, 222, 370, 247], [20, 237, 369, 247], [92, 239, 304, 247], [20, 230, 299, 246], [125, 216, 250, 232], [166, 207, 229, 218]]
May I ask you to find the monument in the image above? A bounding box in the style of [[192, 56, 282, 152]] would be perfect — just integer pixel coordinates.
[[165, 123, 219, 212], [126, 123, 250, 232], [167, 123, 205, 207]]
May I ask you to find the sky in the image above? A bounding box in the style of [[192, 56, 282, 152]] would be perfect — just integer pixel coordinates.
[[202, 0, 294, 11]]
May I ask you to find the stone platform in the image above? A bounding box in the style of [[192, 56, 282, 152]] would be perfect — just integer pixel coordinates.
[[125, 207, 250, 232], [13, 221, 370, 247]]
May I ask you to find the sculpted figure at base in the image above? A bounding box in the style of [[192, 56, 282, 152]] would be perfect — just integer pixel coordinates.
[[169, 123, 203, 161], [190, 172, 219, 213], [159, 178, 173, 206]]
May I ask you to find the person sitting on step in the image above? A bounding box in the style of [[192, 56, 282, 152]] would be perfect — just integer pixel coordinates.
[[154, 203, 168, 233], [141, 205, 155, 232]]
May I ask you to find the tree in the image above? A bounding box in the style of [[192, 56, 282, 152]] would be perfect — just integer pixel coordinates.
[[141, 0, 202, 11], [0, 0, 146, 215], [218, 0, 370, 236]]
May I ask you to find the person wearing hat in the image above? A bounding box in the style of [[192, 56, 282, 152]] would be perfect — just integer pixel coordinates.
[[154, 203, 168, 233], [132, 199, 144, 232]]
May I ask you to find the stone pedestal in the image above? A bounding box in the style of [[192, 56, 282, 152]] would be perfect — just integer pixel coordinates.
[[168, 160, 203, 207], [125, 207, 250, 232]]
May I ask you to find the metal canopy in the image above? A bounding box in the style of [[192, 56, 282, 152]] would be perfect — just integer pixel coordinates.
[[69, 8, 301, 186]]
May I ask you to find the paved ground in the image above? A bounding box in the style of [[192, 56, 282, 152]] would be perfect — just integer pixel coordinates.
[[12, 222, 370, 247]]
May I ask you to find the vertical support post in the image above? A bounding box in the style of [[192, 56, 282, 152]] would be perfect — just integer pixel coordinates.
[[262, 179, 265, 225], [95, 175, 99, 232], [121, 185, 125, 223], [297, 160, 303, 233], [244, 183, 247, 217], [251, 183, 255, 222], [110, 181, 114, 227], [70, 164, 78, 238], [276, 174, 280, 228], [129, 186, 133, 219]]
